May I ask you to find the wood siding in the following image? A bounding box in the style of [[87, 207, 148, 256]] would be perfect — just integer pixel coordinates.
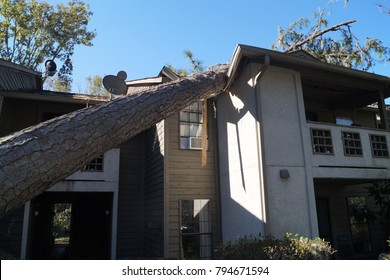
[[165, 100, 220, 259], [116, 135, 146, 259], [143, 122, 165, 258]]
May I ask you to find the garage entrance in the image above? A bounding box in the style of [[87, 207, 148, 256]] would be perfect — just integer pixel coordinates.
[[29, 192, 113, 259]]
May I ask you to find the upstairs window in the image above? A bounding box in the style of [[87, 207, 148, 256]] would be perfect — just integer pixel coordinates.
[[342, 131, 363, 156], [311, 128, 333, 155], [370, 134, 389, 158], [82, 155, 104, 171], [180, 101, 204, 149]]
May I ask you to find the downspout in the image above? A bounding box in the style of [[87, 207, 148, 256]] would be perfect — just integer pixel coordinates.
[[252, 55, 270, 236]]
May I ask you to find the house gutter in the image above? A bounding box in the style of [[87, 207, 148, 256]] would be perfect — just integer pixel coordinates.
[[252, 56, 270, 237]]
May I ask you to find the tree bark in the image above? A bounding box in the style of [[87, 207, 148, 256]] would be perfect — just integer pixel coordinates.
[[0, 66, 228, 217]]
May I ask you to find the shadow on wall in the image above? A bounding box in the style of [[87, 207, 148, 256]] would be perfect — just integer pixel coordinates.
[[218, 70, 267, 242]]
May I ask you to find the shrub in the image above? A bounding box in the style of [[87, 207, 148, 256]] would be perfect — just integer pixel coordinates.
[[217, 233, 335, 260], [0, 250, 17, 260]]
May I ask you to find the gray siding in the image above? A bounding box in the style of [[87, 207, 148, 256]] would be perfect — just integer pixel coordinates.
[[143, 122, 165, 258], [0, 59, 41, 91], [116, 135, 145, 259]]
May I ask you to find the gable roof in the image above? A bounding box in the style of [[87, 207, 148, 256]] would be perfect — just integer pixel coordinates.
[[126, 66, 180, 95], [226, 45, 390, 98]]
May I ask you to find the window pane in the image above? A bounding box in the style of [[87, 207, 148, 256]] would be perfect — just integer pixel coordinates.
[[189, 102, 198, 111], [180, 138, 190, 149], [180, 124, 190, 137], [189, 124, 202, 137], [180, 111, 189, 122], [181, 199, 211, 259], [189, 113, 198, 122]]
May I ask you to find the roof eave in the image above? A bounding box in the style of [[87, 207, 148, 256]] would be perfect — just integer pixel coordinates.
[[227, 44, 390, 90]]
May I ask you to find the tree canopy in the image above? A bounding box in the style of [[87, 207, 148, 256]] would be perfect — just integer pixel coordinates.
[[272, 1, 390, 71], [0, 0, 96, 90]]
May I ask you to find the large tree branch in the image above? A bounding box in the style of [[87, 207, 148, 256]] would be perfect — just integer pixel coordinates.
[[0, 66, 229, 217], [285, 19, 357, 53]]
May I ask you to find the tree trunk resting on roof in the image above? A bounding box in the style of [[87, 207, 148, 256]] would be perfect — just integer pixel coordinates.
[[0, 66, 228, 218]]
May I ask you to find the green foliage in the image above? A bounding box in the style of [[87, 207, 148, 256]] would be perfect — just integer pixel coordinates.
[[217, 233, 336, 260], [52, 203, 71, 238], [0, 0, 96, 90], [85, 75, 109, 96], [0, 250, 17, 259], [272, 0, 390, 71], [167, 49, 204, 77], [367, 181, 390, 251]]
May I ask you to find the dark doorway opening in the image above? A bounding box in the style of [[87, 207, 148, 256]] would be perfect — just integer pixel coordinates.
[[29, 192, 113, 260]]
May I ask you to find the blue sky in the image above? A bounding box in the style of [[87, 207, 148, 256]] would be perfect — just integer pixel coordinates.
[[46, 0, 390, 91]]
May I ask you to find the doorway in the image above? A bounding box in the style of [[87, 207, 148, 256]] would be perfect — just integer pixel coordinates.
[[29, 192, 113, 259]]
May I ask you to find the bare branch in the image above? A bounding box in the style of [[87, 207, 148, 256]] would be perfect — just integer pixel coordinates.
[[285, 19, 357, 53]]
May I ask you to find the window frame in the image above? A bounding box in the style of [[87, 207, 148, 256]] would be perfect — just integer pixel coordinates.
[[341, 131, 363, 157], [369, 134, 389, 158], [179, 101, 206, 150], [310, 128, 334, 155], [81, 155, 104, 172], [179, 199, 212, 260]]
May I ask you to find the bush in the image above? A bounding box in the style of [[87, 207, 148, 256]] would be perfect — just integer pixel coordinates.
[[0, 250, 17, 260], [217, 233, 335, 260]]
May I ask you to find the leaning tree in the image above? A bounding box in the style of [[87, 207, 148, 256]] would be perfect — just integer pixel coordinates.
[[0, 67, 228, 217]]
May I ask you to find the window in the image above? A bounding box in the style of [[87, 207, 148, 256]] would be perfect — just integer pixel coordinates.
[[180, 101, 204, 149], [336, 116, 353, 126], [180, 199, 212, 259], [347, 197, 372, 253], [342, 131, 363, 156], [82, 155, 104, 171], [370, 134, 389, 158], [311, 129, 333, 155]]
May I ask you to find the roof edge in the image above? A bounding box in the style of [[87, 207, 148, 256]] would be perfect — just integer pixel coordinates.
[[227, 44, 390, 89]]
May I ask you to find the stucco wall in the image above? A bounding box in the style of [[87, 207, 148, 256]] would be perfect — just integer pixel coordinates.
[[217, 63, 318, 241], [257, 65, 318, 238], [217, 64, 266, 242]]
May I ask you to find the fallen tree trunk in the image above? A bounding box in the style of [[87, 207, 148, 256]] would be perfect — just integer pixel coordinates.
[[0, 66, 228, 217]]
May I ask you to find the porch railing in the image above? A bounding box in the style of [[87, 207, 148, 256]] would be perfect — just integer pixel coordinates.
[[307, 122, 390, 170]]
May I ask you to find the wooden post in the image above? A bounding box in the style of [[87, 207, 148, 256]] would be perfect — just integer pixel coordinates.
[[378, 89, 389, 130]]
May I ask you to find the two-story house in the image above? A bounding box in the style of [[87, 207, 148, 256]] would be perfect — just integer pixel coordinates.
[[1, 44, 389, 260]]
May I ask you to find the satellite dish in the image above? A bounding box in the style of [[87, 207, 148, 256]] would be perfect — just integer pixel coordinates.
[[45, 60, 57, 77], [117, 70, 127, 81], [103, 74, 127, 95]]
